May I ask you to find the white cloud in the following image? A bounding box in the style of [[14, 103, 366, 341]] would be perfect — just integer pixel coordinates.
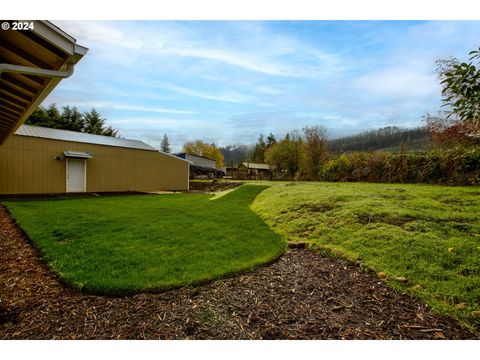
[[163, 47, 286, 76], [74, 101, 196, 115], [109, 117, 216, 129], [153, 81, 254, 104], [54, 21, 146, 49], [55, 20, 342, 78], [353, 67, 438, 98]]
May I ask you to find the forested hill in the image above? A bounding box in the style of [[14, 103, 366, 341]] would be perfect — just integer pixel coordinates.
[[220, 145, 252, 167], [328, 126, 433, 153]]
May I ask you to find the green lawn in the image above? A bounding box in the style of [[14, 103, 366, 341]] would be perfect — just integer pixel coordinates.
[[2, 185, 285, 295], [251, 182, 480, 330], [4, 181, 479, 330]]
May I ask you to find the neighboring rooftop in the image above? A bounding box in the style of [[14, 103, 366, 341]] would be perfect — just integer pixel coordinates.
[[174, 152, 216, 161], [15, 125, 157, 151], [241, 162, 271, 170]]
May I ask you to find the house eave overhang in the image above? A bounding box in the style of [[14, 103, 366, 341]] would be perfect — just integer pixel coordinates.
[[0, 20, 88, 145]]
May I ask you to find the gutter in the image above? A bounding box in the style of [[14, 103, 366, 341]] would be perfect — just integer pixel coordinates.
[[0, 62, 75, 78]]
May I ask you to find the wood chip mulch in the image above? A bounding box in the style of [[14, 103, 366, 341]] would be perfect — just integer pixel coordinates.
[[0, 206, 476, 339]]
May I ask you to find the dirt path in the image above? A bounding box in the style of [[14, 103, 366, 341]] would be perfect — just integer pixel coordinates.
[[0, 206, 475, 339]]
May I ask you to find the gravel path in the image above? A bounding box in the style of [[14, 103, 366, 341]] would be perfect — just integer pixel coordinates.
[[0, 206, 475, 339]]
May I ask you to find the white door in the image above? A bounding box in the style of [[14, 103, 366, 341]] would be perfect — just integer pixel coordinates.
[[66, 159, 86, 192]]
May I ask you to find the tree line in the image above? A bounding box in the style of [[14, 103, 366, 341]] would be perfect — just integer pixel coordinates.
[[242, 127, 328, 180], [220, 126, 433, 168], [26, 104, 119, 137], [328, 126, 432, 153], [239, 125, 479, 185]]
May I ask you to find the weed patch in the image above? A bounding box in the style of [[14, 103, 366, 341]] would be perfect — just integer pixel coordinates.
[[355, 213, 417, 227], [294, 202, 337, 213]]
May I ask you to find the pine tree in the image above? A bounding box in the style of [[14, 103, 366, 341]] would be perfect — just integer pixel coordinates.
[[266, 133, 277, 148], [83, 108, 118, 136], [25, 106, 51, 127], [160, 133, 171, 153], [46, 104, 63, 129], [62, 106, 85, 132], [250, 134, 267, 163], [25, 105, 119, 137]]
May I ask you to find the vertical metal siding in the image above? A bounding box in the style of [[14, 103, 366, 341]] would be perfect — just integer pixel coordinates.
[[0, 135, 189, 194]]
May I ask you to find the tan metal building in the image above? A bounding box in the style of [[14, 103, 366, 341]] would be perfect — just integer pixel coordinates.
[[0, 125, 189, 194]]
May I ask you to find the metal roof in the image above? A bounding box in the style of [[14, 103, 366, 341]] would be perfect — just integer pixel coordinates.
[[64, 150, 92, 159], [16, 125, 158, 151], [0, 20, 88, 145], [241, 162, 271, 170], [174, 152, 216, 161]]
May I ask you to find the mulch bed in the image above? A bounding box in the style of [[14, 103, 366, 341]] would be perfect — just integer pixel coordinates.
[[188, 180, 245, 193], [0, 206, 476, 339]]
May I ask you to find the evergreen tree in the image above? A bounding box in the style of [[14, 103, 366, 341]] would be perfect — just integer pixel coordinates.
[[266, 133, 277, 148], [160, 133, 171, 153], [250, 133, 267, 163], [84, 108, 108, 135], [328, 126, 432, 153], [62, 106, 85, 132], [25, 104, 119, 137], [46, 104, 63, 129], [265, 131, 303, 179], [219, 144, 252, 167], [102, 126, 119, 137], [25, 106, 51, 127]]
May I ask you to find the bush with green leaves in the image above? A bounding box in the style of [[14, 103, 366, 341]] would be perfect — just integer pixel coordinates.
[[324, 147, 480, 185], [440, 47, 480, 122], [323, 154, 350, 181]]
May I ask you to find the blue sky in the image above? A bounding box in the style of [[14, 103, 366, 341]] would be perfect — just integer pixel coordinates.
[[46, 20, 480, 152]]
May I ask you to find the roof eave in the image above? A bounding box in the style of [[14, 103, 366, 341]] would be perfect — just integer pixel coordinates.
[[1, 62, 80, 145], [0, 21, 88, 145]]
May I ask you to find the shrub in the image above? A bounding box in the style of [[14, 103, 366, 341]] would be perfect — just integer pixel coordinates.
[[323, 154, 350, 181], [323, 146, 480, 185]]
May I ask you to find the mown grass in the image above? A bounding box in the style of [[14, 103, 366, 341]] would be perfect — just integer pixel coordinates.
[[251, 182, 480, 330], [2, 185, 285, 295]]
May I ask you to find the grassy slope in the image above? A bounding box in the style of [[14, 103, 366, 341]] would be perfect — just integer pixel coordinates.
[[3, 185, 285, 295], [251, 182, 480, 328]]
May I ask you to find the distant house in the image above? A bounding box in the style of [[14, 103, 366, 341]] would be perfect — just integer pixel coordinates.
[[222, 166, 237, 179], [174, 153, 224, 179], [237, 162, 272, 180]]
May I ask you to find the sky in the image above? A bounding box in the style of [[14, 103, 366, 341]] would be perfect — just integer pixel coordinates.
[[45, 20, 480, 152]]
